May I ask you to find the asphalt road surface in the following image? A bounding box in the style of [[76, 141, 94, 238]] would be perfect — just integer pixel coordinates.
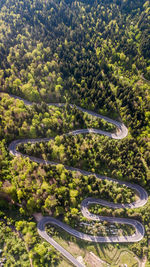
[[4, 93, 148, 267]]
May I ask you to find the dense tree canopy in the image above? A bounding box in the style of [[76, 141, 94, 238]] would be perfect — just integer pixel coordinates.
[[0, 0, 149, 265]]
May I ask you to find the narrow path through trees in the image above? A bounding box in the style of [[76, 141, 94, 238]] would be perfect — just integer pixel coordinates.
[[7, 94, 148, 267]]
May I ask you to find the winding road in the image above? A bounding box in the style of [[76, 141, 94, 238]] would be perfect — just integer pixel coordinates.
[[5, 93, 148, 267]]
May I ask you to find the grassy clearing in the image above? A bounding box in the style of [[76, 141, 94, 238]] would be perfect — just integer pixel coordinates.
[[46, 225, 140, 267]]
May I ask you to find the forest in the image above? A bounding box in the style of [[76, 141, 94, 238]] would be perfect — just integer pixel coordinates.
[[0, 0, 150, 266]]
